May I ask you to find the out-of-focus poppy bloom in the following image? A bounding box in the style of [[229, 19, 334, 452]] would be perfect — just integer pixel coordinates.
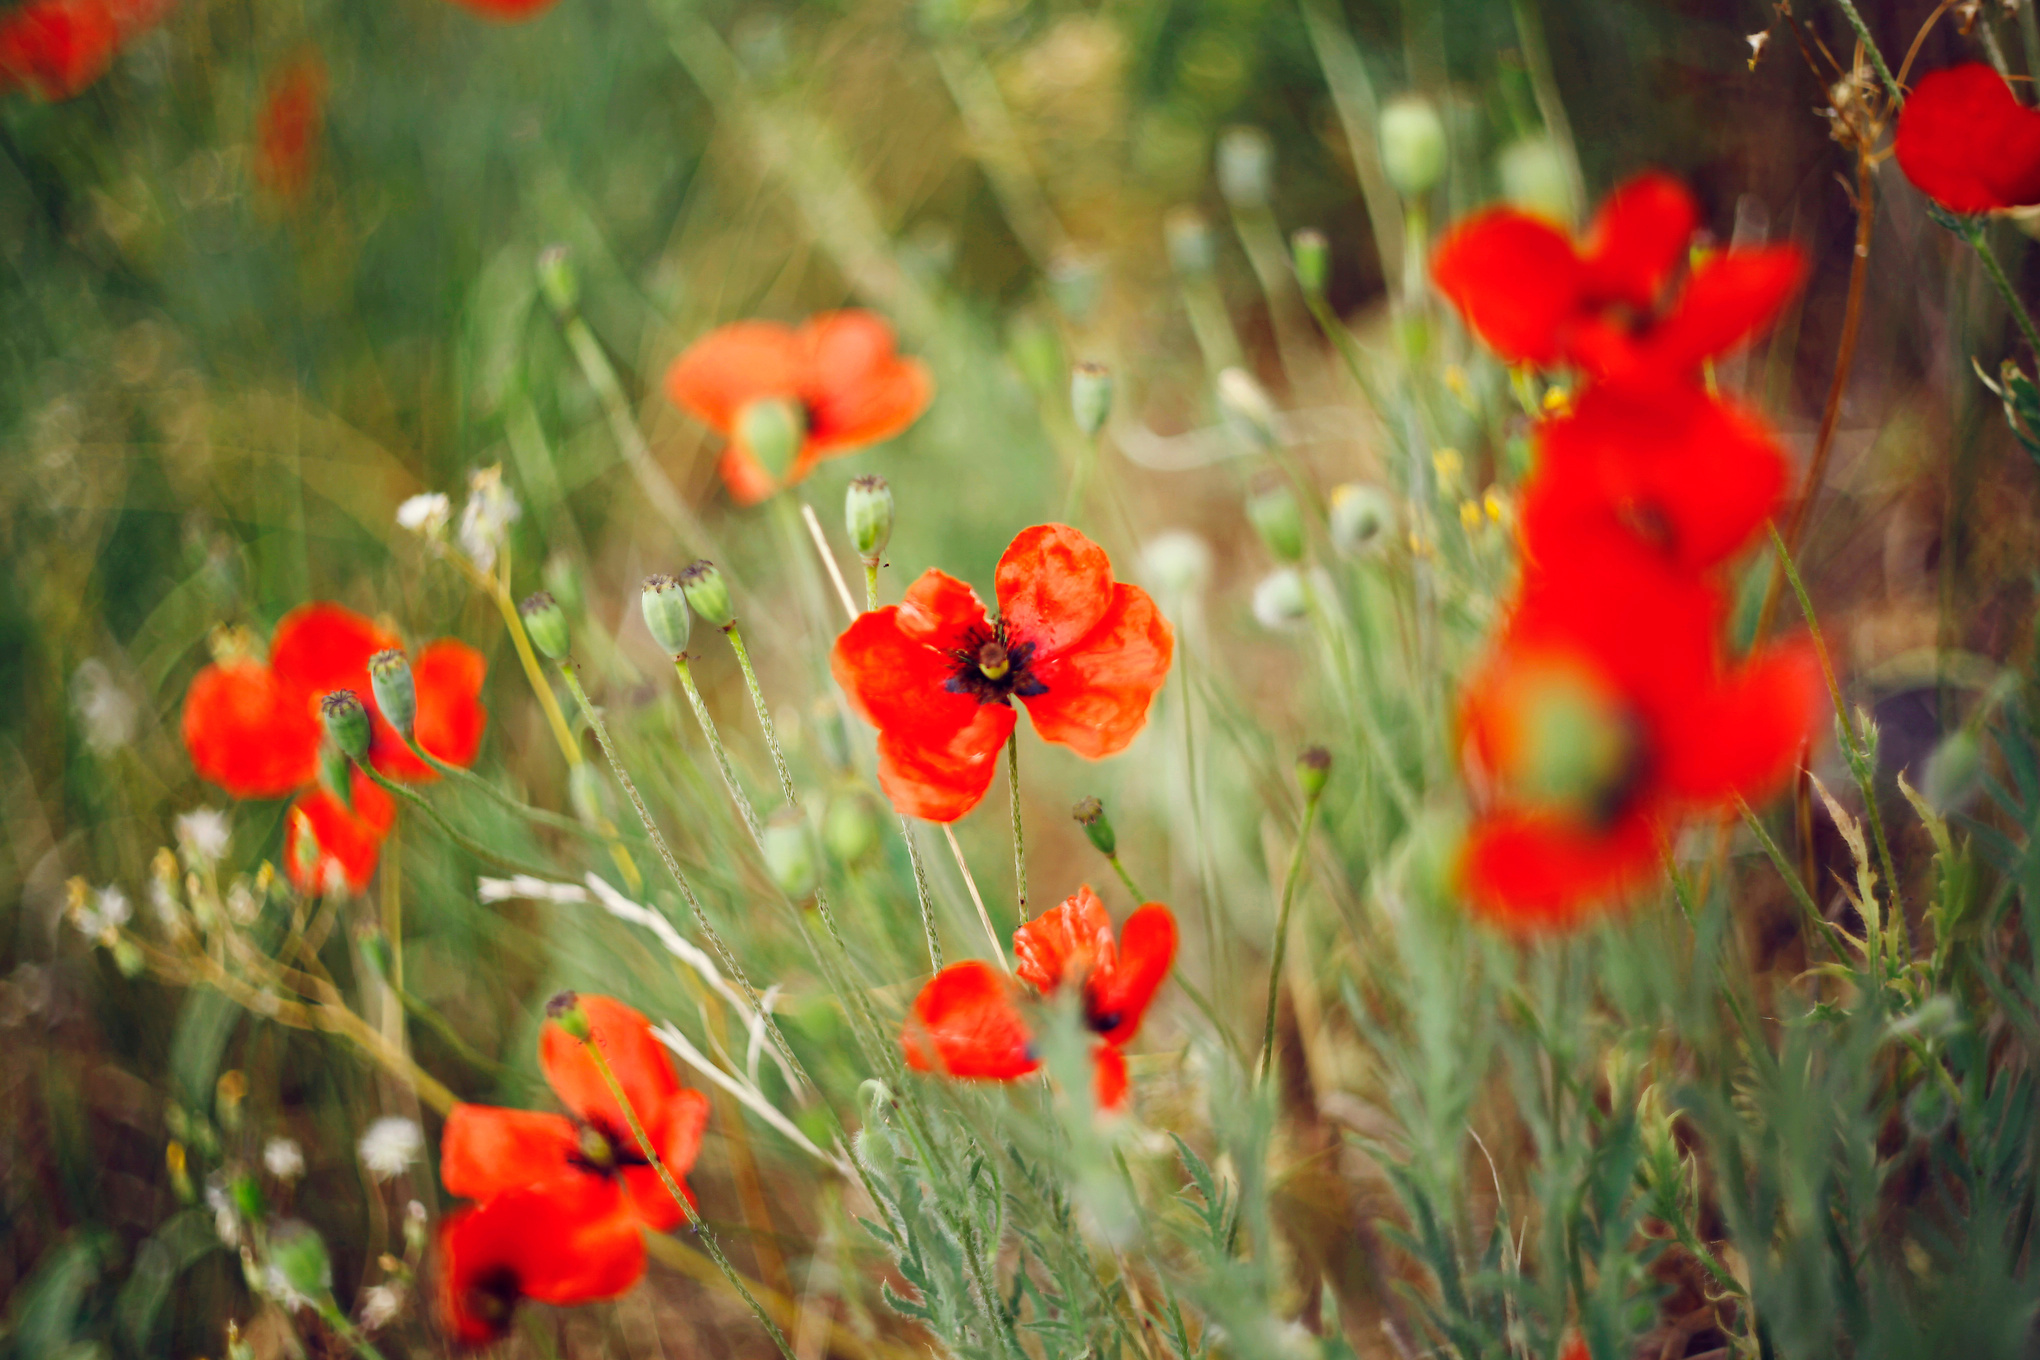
[[1457, 534, 1821, 929], [1519, 377, 1785, 574], [438, 996, 709, 1343], [664, 310, 932, 505], [254, 57, 326, 199], [832, 524, 1173, 821], [902, 887, 1177, 1108], [1430, 172, 1804, 380], [1894, 63, 2040, 214], [441, 0, 561, 21], [181, 603, 486, 891], [0, 0, 138, 99]]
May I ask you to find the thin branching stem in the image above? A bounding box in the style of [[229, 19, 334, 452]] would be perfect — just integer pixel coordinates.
[[1257, 785, 1324, 1084]]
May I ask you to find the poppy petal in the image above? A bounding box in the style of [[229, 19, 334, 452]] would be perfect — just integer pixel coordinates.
[[1087, 904, 1176, 1046], [1091, 1043, 1129, 1110], [1461, 810, 1662, 931], [436, 1176, 646, 1344], [538, 995, 687, 1139], [1658, 643, 1821, 804], [443, 0, 563, 20], [618, 1088, 711, 1231], [412, 639, 489, 768], [182, 659, 323, 798], [1013, 885, 1116, 994], [663, 321, 805, 435], [798, 310, 933, 454], [716, 442, 787, 506], [1580, 171, 1698, 309], [1019, 583, 1174, 759], [902, 960, 1038, 1080], [875, 701, 1017, 822], [285, 773, 394, 894], [1635, 245, 1805, 374], [1430, 210, 1584, 365], [439, 1104, 578, 1203], [996, 524, 1117, 661], [268, 602, 397, 705], [830, 576, 988, 735], [0, 0, 120, 101], [1894, 63, 2040, 214]]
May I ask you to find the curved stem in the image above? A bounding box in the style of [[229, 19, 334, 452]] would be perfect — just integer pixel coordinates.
[[1257, 788, 1324, 1086], [943, 823, 1009, 969], [355, 764, 559, 879], [1006, 734, 1027, 919], [898, 815, 943, 972], [674, 656, 764, 849], [726, 624, 798, 806]]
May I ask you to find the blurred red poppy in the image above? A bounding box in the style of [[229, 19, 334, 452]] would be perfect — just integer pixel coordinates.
[[1894, 63, 2040, 214], [441, 0, 561, 21], [1457, 534, 1821, 929], [438, 996, 709, 1343], [254, 57, 326, 199], [181, 603, 486, 891], [664, 310, 932, 505], [902, 888, 1176, 1108], [0, 0, 167, 100], [1431, 171, 1803, 380], [832, 524, 1173, 821]]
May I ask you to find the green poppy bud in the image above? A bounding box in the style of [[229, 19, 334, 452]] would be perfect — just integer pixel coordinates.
[[1379, 95, 1447, 199], [1246, 476, 1306, 563], [567, 763, 610, 826], [1296, 746, 1332, 800], [536, 243, 578, 315], [679, 561, 736, 630], [1922, 728, 1984, 813], [1072, 796, 1116, 857], [1164, 207, 1215, 275], [320, 690, 372, 762], [736, 396, 807, 484], [1070, 362, 1114, 437], [823, 788, 881, 864], [1329, 482, 1396, 557], [1499, 136, 1576, 225], [845, 475, 894, 563], [368, 649, 416, 738], [267, 1220, 333, 1303], [519, 591, 570, 660], [640, 574, 693, 657], [1216, 125, 1273, 207], [763, 807, 817, 900], [1292, 228, 1329, 297], [545, 990, 591, 1041], [111, 937, 144, 977]]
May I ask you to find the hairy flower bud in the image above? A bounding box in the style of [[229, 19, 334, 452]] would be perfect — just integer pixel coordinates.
[[266, 1221, 333, 1304], [1296, 746, 1332, 800], [1499, 135, 1576, 224], [1379, 95, 1447, 198], [679, 561, 735, 630], [1329, 482, 1395, 557], [368, 649, 416, 738], [845, 476, 894, 563], [546, 990, 591, 1041], [640, 574, 693, 657], [736, 396, 807, 484], [1246, 476, 1306, 563], [1072, 796, 1116, 857], [1070, 362, 1114, 437], [519, 591, 570, 660], [320, 691, 371, 762], [1291, 229, 1329, 296]]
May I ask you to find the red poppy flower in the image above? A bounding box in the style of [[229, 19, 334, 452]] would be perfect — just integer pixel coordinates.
[[181, 603, 486, 891], [438, 996, 709, 1343], [441, 0, 561, 21], [1457, 533, 1821, 929], [831, 524, 1173, 822], [902, 888, 1176, 1108], [663, 310, 933, 505], [1518, 376, 1786, 573], [254, 57, 326, 199], [1431, 172, 1804, 381], [0, 0, 119, 99], [1895, 63, 2040, 214]]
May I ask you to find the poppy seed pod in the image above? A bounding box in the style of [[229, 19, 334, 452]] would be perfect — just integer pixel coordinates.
[[1164, 208, 1215, 275], [823, 789, 880, 864], [519, 592, 570, 660], [320, 690, 372, 762], [267, 1220, 333, 1302], [640, 574, 693, 657], [316, 742, 354, 811], [735, 397, 807, 485], [1292, 229, 1329, 297], [1296, 746, 1332, 799], [678, 561, 735, 630], [1498, 135, 1577, 224], [1070, 362, 1113, 437], [762, 807, 817, 900], [1072, 796, 1116, 857], [1329, 482, 1396, 557], [845, 476, 894, 563], [535, 244, 578, 315], [1216, 125, 1273, 207], [545, 990, 591, 1041], [1379, 95, 1447, 199], [1246, 477, 1306, 563], [368, 649, 416, 738]]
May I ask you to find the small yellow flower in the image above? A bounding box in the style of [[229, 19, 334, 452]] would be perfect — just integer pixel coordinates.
[[1431, 447, 1464, 493], [1483, 488, 1510, 523], [1459, 499, 1483, 530], [1540, 386, 1572, 417], [1443, 364, 1473, 405]]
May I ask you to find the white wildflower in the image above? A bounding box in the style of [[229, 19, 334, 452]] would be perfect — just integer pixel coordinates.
[[263, 1137, 305, 1181], [455, 466, 521, 575], [205, 1179, 240, 1246], [1746, 31, 1769, 68], [359, 1282, 405, 1332], [71, 660, 138, 755], [175, 808, 232, 867], [395, 491, 451, 535], [1141, 530, 1212, 599], [1251, 568, 1311, 631], [225, 878, 261, 926], [358, 1116, 423, 1179], [71, 884, 131, 940]]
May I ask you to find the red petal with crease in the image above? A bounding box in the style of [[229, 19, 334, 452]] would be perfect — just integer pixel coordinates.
[[1019, 583, 1173, 759], [1431, 210, 1584, 365], [996, 524, 1116, 660], [1895, 63, 2040, 213], [1580, 171, 1698, 309], [285, 772, 394, 893], [1092, 1044, 1129, 1110], [436, 1177, 647, 1344], [439, 1104, 577, 1203], [874, 703, 1016, 822], [1013, 885, 1116, 994], [1637, 245, 1806, 374], [800, 310, 934, 453], [902, 961, 1038, 1080], [830, 578, 987, 736], [619, 1088, 710, 1231], [663, 322, 805, 434], [1087, 904, 1176, 1046], [398, 639, 488, 775], [183, 659, 323, 798], [538, 996, 686, 1139], [269, 603, 396, 704]]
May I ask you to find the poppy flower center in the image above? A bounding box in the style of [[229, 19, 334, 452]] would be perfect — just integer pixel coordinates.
[[567, 1119, 647, 1177], [464, 1267, 521, 1329], [944, 621, 1047, 705]]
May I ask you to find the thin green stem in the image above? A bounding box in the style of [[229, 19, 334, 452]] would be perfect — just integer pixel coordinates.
[[726, 624, 797, 806], [314, 1301, 389, 1360], [673, 656, 764, 849], [863, 560, 880, 612], [943, 822, 1009, 969], [1106, 854, 1145, 904], [1257, 789, 1324, 1086], [559, 663, 704, 917], [1829, 0, 1903, 106], [1736, 793, 1858, 965], [575, 1029, 799, 1360], [354, 764, 557, 879], [404, 735, 616, 844], [389, 981, 528, 1089], [1006, 734, 1028, 919], [899, 815, 943, 971], [1967, 219, 2040, 360]]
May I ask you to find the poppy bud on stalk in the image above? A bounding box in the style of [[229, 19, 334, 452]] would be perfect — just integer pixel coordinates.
[[640, 574, 693, 657], [678, 561, 735, 630], [845, 475, 894, 563], [320, 691, 372, 762], [1070, 362, 1114, 437], [1296, 746, 1332, 800], [1072, 796, 1116, 857], [1164, 208, 1215, 276], [545, 990, 591, 1041], [1379, 95, 1447, 199], [1292, 229, 1329, 297], [1216, 125, 1274, 208], [824, 789, 880, 864], [736, 396, 807, 484], [519, 592, 570, 660], [1247, 476, 1306, 563], [763, 807, 817, 900], [368, 649, 415, 738], [267, 1221, 333, 1302], [317, 741, 354, 810]]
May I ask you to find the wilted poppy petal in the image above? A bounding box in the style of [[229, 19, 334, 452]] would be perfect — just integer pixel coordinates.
[[875, 701, 1017, 822], [1019, 583, 1173, 759], [1430, 210, 1584, 365], [1658, 643, 1821, 804], [1580, 171, 1698, 309], [663, 321, 805, 435], [799, 310, 934, 453], [1895, 63, 2040, 213], [618, 1087, 711, 1231], [285, 773, 394, 894], [1087, 904, 1176, 1046], [902, 960, 1037, 1080], [439, 1104, 578, 1203], [1637, 245, 1805, 374], [1091, 1043, 1129, 1110], [1013, 885, 1116, 994], [538, 995, 686, 1139], [437, 1176, 646, 1344], [1461, 810, 1662, 931], [183, 659, 323, 798], [996, 524, 1117, 660]]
